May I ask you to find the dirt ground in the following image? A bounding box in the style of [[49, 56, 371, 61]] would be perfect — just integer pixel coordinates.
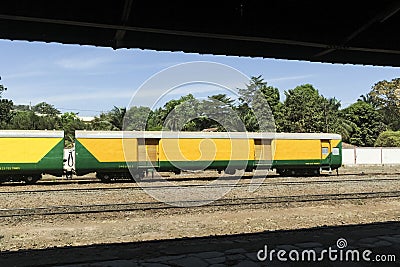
[[1, 165, 399, 252]]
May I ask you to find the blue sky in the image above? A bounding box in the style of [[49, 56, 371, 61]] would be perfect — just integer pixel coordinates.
[[0, 39, 399, 116]]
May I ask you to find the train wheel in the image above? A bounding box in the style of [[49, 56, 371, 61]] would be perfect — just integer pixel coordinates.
[[132, 173, 140, 181], [130, 171, 144, 182], [103, 174, 112, 183], [277, 169, 287, 176], [224, 169, 236, 175], [24, 175, 40, 185], [97, 173, 112, 183]]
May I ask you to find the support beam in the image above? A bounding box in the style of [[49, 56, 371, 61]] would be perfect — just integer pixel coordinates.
[[114, 0, 134, 48], [313, 2, 400, 58]]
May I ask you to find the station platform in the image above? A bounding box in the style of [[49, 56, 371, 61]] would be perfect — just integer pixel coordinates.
[[1, 221, 399, 266]]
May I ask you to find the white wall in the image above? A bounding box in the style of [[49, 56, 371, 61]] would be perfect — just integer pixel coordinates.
[[342, 147, 400, 165], [382, 148, 400, 164], [342, 149, 355, 165]]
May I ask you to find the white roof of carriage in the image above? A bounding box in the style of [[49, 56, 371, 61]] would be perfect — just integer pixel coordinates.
[[0, 130, 64, 138], [75, 131, 341, 140]]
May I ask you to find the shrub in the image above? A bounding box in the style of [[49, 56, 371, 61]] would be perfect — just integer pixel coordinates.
[[375, 131, 400, 147]]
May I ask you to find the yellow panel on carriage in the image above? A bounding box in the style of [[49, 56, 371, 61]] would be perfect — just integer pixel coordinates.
[[272, 139, 321, 160], [77, 138, 138, 162], [159, 138, 254, 162], [0, 136, 62, 163]]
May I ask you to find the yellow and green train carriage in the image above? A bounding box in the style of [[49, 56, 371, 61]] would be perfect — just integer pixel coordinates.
[[0, 130, 341, 183], [74, 131, 342, 181], [271, 133, 342, 175], [0, 130, 65, 184]]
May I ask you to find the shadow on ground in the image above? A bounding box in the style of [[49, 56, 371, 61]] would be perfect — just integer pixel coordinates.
[[1, 221, 400, 266]]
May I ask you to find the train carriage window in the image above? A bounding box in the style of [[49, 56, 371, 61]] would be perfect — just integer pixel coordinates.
[[322, 147, 329, 154], [332, 147, 339, 155]]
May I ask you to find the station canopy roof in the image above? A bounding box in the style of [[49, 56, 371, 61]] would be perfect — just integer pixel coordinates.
[[1, 1, 400, 66]]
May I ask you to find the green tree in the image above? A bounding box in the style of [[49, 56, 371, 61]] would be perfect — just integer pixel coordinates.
[[123, 106, 152, 131], [8, 110, 61, 130], [341, 101, 386, 146], [32, 102, 61, 115], [0, 80, 13, 129], [330, 112, 356, 141], [357, 94, 378, 108], [0, 99, 13, 129], [0, 78, 6, 96], [369, 78, 400, 130], [164, 96, 199, 131], [237, 76, 276, 132], [320, 97, 356, 140], [146, 108, 163, 131], [90, 113, 115, 130], [375, 131, 400, 147], [36, 114, 61, 130], [90, 106, 133, 131], [281, 84, 327, 133], [154, 94, 196, 131], [107, 106, 126, 130], [208, 94, 235, 107], [146, 93, 240, 132], [13, 104, 31, 112], [60, 112, 86, 147], [9, 111, 39, 129], [259, 82, 284, 131], [200, 95, 241, 131], [12, 102, 62, 130]]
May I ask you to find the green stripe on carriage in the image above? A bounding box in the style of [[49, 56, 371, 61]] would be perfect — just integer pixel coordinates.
[[157, 160, 254, 171], [272, 159, 321, 167]]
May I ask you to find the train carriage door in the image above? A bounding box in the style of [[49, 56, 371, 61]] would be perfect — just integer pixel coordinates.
[[254, 139, 272, 168], [321, 139, 331, 165], [146, 139, 159, 167], [138, 138, 159, 168]]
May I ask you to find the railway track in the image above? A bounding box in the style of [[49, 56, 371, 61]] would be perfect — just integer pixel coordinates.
[[1, 170, 400, 185], [1, 190, 400, 218], [0, 176, 399, 195]]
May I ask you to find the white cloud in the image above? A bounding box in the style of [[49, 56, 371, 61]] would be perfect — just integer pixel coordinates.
[[267, 74, 314, 82], [10, 88, 132, 103], [4, 71, 47, 80], [56, 56, 113, 70], [126, 61, 184, 71], [29, 90, 135, 103]]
